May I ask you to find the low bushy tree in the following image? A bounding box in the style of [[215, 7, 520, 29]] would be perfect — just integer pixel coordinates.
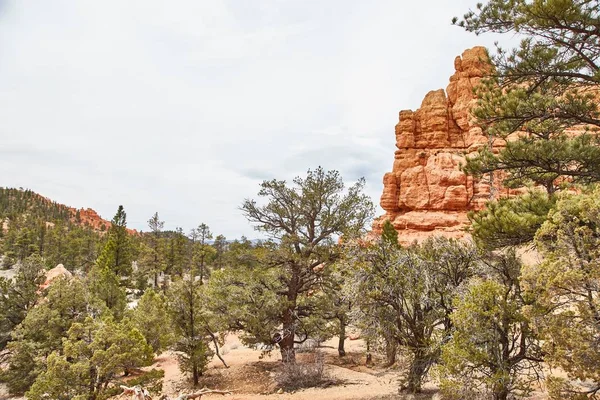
[[347, 236, 478, 392], [439, 252, 543, 400], [0, 254, 46, 349], [27, 317, 153, 400], [1, 277, 103, 394], [168, 277, 214, 385], [130, 289, 174, 354], [523, 187, 600, 398]]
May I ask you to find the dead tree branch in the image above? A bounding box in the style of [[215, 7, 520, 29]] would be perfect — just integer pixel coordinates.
[[120, 385, 232, 400]]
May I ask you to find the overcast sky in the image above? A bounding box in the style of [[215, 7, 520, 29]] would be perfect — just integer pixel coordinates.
[[0, 1, 502, 238]]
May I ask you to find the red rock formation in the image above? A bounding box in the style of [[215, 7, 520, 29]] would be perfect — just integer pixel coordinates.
[[72, 207, 137, 234], [373, 47, 506, 243], [74, 207, 111, 231]]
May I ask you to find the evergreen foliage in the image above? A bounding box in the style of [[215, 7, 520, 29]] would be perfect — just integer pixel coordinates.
[[381, 219, 399, 246], [1, 277, 103, 394], [439, 251, 543, 400], [165, 227, 188, 278], [522, 186, 600, 397], [0, 254, 46, 349], [212, 167, 374, 363], [130, 289, 174, 354], [346, 237, 479, 393], [0, 188, 71, 222], [168, 277, 214, 386], [456, 0, 600, 193], [468, 190, 556, 248], [190, 223, 215, 283], [96, 205, 132, 277], [144, 212, 165, 288], [26, 317, 153, 400], [0, 188, 101, 270], [88, 263, 127, 320]]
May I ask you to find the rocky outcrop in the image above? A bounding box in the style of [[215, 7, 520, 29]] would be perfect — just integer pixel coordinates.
[[72, 207, 137, 234], [373, 47, 513, 243], [74, 207, 111, 231], [40, 264, 73, 290]]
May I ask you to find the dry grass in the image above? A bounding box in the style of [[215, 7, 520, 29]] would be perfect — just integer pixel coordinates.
[[275, 351, 328, 391]]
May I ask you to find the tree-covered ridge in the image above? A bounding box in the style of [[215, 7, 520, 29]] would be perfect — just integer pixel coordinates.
[[0, 188, 107, 270], [0, 188, 72, 223], [0, 168, 377, 398]]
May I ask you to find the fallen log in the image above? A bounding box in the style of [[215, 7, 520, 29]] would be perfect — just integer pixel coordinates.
[[120, 385, 151, 400], [170, 388, 233, 400], [120, 385, 232, 400]]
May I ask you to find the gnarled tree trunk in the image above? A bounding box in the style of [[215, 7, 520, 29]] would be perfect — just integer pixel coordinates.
[[280, 306, 296, 363]]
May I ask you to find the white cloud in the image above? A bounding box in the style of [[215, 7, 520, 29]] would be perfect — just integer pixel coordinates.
[[0, 0, 502, 237]]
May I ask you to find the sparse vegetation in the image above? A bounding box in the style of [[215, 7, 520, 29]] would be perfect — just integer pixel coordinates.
[[275, 351, 328, 391], [0, 1, 599, 399]]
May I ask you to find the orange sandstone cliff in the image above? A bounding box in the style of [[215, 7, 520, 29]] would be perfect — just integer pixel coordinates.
[[373, 47, 506, 243]]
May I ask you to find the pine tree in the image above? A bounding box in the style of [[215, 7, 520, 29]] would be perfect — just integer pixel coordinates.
[[168, 276, 214, 386], [212, 167, 374, 363], [26, 317, 153, 400], [96, 205, 132, 277], [88, 263, 126, 320], [468, 190, 556, 249], [130, 289, 174, 354], [347, 237, 478, 393], [439, 251, 543, 400], [456, 0, 600, 193], [0, 254, 46, 350], [522, 186, 600, 398], [190, 223, 214, 283], [1, 277, 102, 394], [146, 212, 165, 288], [166, 227, 187, 278], [381, 219, 399, 247], [212, 234, 228, 270]]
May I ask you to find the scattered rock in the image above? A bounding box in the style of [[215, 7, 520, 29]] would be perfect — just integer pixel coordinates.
[[40, 264, 73, 290]]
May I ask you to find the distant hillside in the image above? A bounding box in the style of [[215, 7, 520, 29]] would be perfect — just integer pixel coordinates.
[[0, 187, 131, 270], [0, 187, 136, 233]]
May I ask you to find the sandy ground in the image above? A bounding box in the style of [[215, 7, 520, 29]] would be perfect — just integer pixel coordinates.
[[147, 334, 437, 400], [1, 334, 552, 400]]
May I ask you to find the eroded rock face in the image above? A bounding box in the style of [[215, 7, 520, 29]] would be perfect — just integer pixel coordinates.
[[373, 47, 500, 243], [76, 208, 111, 232], [74, 208, 137, 234]]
